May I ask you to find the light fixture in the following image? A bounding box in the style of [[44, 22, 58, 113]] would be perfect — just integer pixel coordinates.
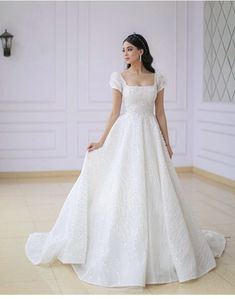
[[0, 29, 14, 57]]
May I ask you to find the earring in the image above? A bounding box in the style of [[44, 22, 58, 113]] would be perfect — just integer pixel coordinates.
[[139, 55, 142, 62]]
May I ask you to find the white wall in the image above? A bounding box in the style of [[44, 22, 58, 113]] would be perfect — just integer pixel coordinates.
[[188, 1, 235, 181], [0, 1, 193, 172]]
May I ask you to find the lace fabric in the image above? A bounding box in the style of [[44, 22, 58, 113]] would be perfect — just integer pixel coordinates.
[[25, 70, 227, 288]]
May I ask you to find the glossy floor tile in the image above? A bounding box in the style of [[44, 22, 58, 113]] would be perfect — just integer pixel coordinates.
[[0, 173, 234, 294]]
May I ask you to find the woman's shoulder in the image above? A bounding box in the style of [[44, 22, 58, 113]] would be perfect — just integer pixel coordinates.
[[156, 68, 167, 78], [109, 71, 123, 93], [110, 71, 122, 80], [110, 70, 122, 75], [110, 71, 124, 84], [156, 68, 167, 91]]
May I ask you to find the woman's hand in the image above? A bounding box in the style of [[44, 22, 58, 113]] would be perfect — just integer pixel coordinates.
[[166, 144, 173, 159], [87, 141, 103, 152]]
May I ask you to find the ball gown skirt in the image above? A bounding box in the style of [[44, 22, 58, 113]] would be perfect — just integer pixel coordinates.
[[25, 70, 227, 288]]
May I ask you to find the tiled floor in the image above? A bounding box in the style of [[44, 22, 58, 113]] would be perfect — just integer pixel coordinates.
[[0, 172, 234, 294]]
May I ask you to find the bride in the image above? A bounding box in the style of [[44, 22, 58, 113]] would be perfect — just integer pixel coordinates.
[[25, 32, 227, 288]]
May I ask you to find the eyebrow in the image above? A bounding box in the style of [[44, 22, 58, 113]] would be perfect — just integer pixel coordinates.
[[122, 46, 133, 49]]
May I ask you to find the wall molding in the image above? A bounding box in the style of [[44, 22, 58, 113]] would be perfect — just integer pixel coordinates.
[[0, 2, 67, 113], [0, 166, 234, 188]]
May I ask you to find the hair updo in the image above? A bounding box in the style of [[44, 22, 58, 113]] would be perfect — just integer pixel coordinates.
[[122, 32, 155, 73]]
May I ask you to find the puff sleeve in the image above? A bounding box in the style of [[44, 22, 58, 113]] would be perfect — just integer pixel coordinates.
[[157, 70, 167, 93], [109, 72, 123, 94]]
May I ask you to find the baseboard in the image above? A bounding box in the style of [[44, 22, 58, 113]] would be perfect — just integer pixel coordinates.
[[0, 166, 234, 189], [0, 170, 81, 179], [192, 166, 235, 189], [175, 166, 193, 173], [0, 167, 192, 179]]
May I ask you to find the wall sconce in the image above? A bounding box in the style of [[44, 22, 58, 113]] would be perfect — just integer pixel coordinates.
[[0, 29, 14, 57]]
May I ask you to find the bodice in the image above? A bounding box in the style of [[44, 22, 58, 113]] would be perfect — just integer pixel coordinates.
[[109, 70, 167, 116]]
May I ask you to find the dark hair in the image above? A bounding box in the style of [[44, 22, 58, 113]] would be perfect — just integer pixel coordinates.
[[122, 32, 155, 73]]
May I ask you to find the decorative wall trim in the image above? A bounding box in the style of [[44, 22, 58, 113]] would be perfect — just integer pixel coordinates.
[[1, 166, 234, 188], [203, 1, 235, 103], [0, 2, 67, 112]]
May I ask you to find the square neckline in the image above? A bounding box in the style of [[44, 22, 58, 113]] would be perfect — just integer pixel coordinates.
[[119, 72, 156, 87]]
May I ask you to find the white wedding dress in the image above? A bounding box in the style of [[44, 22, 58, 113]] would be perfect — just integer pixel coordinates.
[[25, 69, 227, 288]]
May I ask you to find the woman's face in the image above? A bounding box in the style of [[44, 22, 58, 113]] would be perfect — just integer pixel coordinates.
[[122, 41, 143, 64]]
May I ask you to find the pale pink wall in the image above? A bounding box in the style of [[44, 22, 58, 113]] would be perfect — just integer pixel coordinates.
[[0, 1, 196, 173], [188, 1, 235, 181]]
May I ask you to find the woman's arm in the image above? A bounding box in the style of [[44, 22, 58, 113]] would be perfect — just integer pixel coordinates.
[[98, 89, 122, 145], [155, 89, 173, 159], [88, 88, 122, 151]]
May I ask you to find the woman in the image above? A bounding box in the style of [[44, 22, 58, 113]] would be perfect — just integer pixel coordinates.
[[25, 33, 226, 288]]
